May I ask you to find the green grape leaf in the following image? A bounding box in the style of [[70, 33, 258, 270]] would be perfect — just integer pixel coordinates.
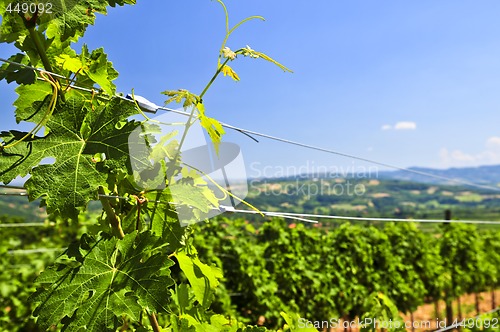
[[176, 313, 247, 332], [0, 91, 139, 218], [30, 231, 174, 331], [0, 53, 36, 84], [196, 103, 225, 154], [170, 283, 191, 315], [240, 45, 293, 73], [108, 0, 137, 6], [149, 130, 179, 162], [0, 1, 136, 44], [166, 167, 221, 225], [170, 315, 197, 332], [162, 89, 200, 109], [12, 80, 53, 124], [171, 182, 219, 214], [176, 250, 223, 308], [44, 1, 103, 41], [199, 114, 225, 154], [78, 45, 119, 95], [0, 1, 27, 43], [55, 53, 83, 73], [145, 193, 187, 252], [280, 311, 317, 332], [220, 64, 240, 81], [172, 167, 220, 211], [43, 1, 135, 42]]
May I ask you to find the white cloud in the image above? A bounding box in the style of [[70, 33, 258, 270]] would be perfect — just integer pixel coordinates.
[[486, 136, 500, 148], [439, 137, 500, 167], [440, 149, 476, 163], [394, 121, 417, 130], [381, 121, 417, 131]]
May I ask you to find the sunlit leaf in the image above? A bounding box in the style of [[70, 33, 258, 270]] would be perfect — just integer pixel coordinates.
[[31, 231, 174, 331]]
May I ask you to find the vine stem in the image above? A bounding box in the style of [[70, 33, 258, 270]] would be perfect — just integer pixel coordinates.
[[25, 17, 66, 100], [133, 195, 146, 231], [151, 56, 230, 224], [27, 26, 54, 74], [64, 67, 82, 93], [98, 186, 125, 239], [150, 105, 197, 226], [148, 312, 161, 332], [199, 58, 230, 100]]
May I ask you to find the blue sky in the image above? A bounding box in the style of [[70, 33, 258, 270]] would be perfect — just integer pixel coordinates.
[[2, 0, 500, 178]]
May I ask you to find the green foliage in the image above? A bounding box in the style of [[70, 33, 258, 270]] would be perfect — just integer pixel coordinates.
[[360, 293, 405, 332], [439, 223, 488, 299], [382, 222, 440, 312], [31, 231, 175, 331], [482, 232, 500, 290], [0, 215, 82, 330], [0, 0, 292, 331], [0, 53, 36, 84], [1, 91, 138, 218], [279, 312, 317, 332], [13, 79, 52, 123], [5, 1, 496, 332], [194, 219, 284, 325], [78, 45, 119, 95], [0, 0, 136, 44], [197, 102, 225, 153], [193, 218, 500, 330], [259, 220, 334, 323], [175, 248, 223, 309], [162, 89, 200, 109]]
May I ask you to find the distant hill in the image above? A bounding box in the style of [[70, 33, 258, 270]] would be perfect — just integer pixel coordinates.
[[0, 189, 100, 221], [379, 164, 500, 189], [244, 176, 500, 226], [2, 164, 500, 223], [0, 194, 46, 221]]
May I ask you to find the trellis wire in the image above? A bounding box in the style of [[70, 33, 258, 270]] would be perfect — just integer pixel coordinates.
[[2, 189, 499, 226], [0, 222, 54, 228], [7, 248, 64, 255], [220, 206, 500, 225]]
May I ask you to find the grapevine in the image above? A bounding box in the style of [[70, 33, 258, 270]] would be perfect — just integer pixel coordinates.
[[0, 0, 294, 331], [1, 1, 499, 332]]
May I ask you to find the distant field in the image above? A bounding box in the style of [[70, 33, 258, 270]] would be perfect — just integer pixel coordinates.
[[2, 178, 500, 231], [0, 188, 46, 221], [244, 177, 500, 231]]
